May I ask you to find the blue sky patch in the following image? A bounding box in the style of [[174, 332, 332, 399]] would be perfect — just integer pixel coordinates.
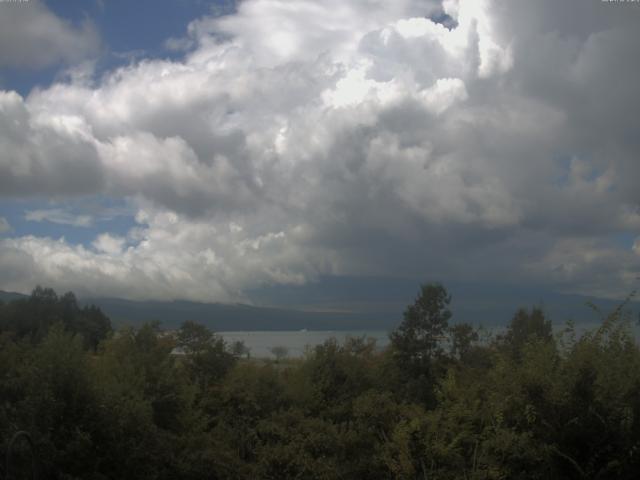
[[0, 196, 138, 247], [1, 0, 236, 96]]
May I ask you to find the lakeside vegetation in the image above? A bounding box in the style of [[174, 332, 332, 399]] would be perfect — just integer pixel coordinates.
[[1, 285, 640, 479]]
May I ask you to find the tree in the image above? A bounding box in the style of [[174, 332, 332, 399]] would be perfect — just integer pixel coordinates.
[[177, 320, 214, 354], [231, 340, 251, 359], [0, 287, 111, 349], [388, 283, 452, 405], [390, 283, 452, 364], [177, 321, 237, 389], [449, 322, 479, 362], [499, 306, 552, 359], [270, 346, 289, 363]]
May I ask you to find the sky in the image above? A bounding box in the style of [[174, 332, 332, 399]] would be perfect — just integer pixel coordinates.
[[0, 0, 639, 308]]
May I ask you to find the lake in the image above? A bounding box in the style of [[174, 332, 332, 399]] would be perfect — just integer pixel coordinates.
[[219, 330, 391, 358], [219, 321, 640, 358]]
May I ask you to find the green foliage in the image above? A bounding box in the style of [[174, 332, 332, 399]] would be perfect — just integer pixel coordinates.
[[0, 286, 111, 349], [389, 283, 452, 405], [177, 320, 238, 390], [499, 306, 553, 360], [1, 285, 640, 479], [297, 337, 378, 419], [391, 283, 452, 363], [269, 345, 289, 363], [449, 322, 480, 361]]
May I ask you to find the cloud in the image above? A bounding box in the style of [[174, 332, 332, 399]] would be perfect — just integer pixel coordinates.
[[92, 233, 125, 255], [0, 90, 105, 197], [0, 0, 100, 69], [0, 217, 11, 234], [0, 209, 320, 301], [164, 36, 194, 52], [25, 208, 93, 227], [526, 237, 640, 299], [0, 0, 639, 301]]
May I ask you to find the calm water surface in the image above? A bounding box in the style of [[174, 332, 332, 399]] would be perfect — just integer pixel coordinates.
[[219, 322, 640, 359], [219, 330, 390, 358]]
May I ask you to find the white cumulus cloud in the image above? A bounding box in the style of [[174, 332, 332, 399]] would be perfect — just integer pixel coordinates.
[[0, 0, 100, 69]]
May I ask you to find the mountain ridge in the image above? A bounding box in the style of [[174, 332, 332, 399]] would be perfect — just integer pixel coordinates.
[[1, 286, 637, 331]]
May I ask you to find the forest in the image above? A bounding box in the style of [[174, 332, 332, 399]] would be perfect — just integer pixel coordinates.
[[1, 284, 639, 479]]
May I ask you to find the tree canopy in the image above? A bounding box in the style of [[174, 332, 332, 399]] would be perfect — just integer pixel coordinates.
[[1, 285, 639, 479]]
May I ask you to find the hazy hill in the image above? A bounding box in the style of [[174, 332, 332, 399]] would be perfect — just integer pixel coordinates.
[[80, 297, 392, 331], [1, 284, 637, 331], [0, 290, 28, 303]]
